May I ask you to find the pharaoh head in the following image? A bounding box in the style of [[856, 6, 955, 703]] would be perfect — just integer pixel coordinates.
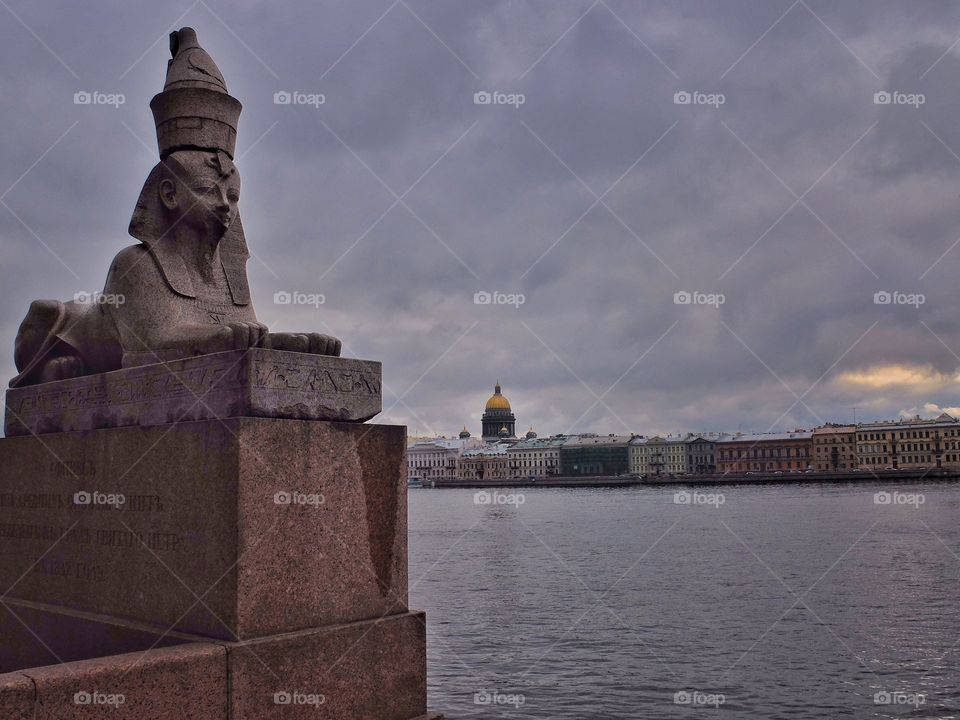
[[127, 27, 250, 303]]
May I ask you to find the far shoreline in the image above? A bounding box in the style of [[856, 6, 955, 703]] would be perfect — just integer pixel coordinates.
[[417, 468, 960, 489]]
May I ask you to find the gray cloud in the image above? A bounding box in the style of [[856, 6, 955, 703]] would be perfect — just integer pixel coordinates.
[[4, 0, 960, 437]]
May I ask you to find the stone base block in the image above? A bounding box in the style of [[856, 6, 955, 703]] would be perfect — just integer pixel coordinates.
[[2, 642, 228, 720], [229, 611, 428, 719], [5, 349, 382, 436], [0, 598, 192, 674], [0, 417, 408, 639], [0, 603, 434, 720], [0, 671, 34, 719]]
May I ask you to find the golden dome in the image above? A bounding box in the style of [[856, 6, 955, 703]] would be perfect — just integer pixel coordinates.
[[484, 382, 511, 411]]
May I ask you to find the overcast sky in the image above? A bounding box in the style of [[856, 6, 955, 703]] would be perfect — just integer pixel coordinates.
[[6, 1, 960, 437]]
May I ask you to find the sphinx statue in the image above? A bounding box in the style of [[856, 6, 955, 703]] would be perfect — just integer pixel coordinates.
[[11, 27, 340, 388]]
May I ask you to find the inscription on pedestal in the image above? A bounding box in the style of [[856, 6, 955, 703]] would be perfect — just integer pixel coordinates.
[[0, 418, 407, 639], [4, 349, 381, 436]]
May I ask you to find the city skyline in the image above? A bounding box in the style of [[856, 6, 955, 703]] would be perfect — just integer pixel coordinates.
[[410, 379, 960, 440]]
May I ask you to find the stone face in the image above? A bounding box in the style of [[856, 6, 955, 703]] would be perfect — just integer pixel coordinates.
[[0, 418, 407, 640], [5, 349, 382, 436], [27, 643, 227, 720], [228, 612, 427, 720]]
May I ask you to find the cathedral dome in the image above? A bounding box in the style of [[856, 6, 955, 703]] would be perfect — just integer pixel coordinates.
[[485, 382, 511, 411]]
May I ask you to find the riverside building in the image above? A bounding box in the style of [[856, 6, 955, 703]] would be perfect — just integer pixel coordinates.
[[812, 425, 858, 471], [506, 435, 565, 479], [559, 434, 632, 476], [407, 431, 483, 485], [856, 413, 960, 470], [715, 431, 813, 473]]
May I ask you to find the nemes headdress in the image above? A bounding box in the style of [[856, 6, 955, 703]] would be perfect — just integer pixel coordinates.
[[129, 27, 250, 305]]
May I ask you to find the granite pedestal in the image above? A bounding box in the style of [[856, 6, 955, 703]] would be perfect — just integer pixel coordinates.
[[0, 351, 439, 719]]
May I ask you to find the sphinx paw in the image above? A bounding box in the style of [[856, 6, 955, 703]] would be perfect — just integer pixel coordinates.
[[39, 356, 86, 383]]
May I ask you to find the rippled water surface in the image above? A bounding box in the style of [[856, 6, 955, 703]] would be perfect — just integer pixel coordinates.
[[408, 484, 960, 719]]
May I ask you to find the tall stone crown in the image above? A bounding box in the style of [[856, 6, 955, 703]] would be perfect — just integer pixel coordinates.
[[149, 27, 242, 159]]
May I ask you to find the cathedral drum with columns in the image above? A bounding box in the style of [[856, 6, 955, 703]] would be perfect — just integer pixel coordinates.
[[481, 382, 516, 441]]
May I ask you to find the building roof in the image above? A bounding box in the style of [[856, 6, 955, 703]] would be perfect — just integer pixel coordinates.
[[857, 413, 958, 431], [461, 442, 510, 458], [562, 434, 633, 447], [812, 425, 857, 435], [717, 431, 813, 444], [508, 436, 567, 451], [408, 436, 481, 452]]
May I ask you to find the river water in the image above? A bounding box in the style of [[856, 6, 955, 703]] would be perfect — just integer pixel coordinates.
[[408, 483, 960, 719]]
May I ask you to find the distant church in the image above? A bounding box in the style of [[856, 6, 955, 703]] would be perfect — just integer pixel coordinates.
[[481, 381, 517, 442]]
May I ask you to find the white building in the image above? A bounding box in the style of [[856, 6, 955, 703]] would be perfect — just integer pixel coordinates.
[[506, 436, 566, 479], [630, 433, 727, 475], [407, 431, 483, 484], [630, 435, 685, 475]]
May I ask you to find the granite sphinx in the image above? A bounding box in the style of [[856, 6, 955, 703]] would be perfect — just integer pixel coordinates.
[[11, 27, 340, 388]]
